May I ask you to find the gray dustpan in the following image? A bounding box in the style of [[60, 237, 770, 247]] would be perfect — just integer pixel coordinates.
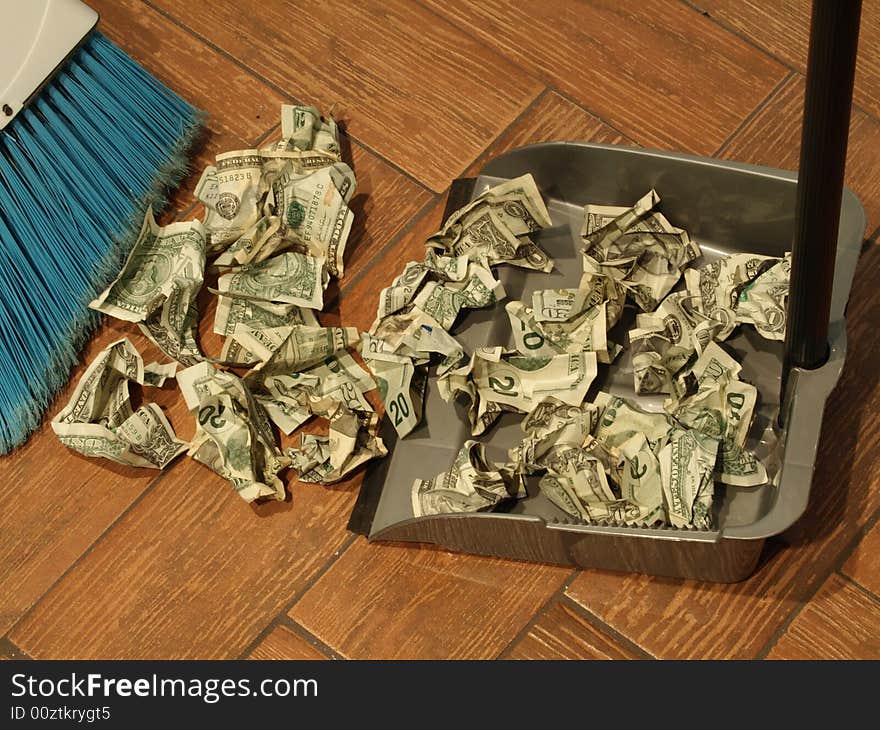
[[348, 1, 866, 582]]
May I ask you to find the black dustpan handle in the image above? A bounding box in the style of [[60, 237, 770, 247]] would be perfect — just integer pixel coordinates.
[[781, 0, 862, 417]]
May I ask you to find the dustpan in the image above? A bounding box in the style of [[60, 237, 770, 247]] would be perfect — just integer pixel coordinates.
[[348, 0, 866, 582]]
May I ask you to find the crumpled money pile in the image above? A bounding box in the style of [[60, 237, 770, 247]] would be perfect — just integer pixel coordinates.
[[360, 174, 552, 438], [55, 105, 385, 502], [56, 140, 788, 526], [632, 252, 791, 395], [517, 339, 767, 528], [405, 188, 787, 528], [415, 344, 767, 527]]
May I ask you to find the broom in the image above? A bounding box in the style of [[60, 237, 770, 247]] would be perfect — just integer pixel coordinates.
[[0, 0, 202, 453]]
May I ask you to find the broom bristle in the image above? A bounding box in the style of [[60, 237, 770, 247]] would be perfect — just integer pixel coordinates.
[[0, 32, 202, 454]]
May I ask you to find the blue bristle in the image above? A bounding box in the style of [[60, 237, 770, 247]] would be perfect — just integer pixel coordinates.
[[0, 32, 202, 453]]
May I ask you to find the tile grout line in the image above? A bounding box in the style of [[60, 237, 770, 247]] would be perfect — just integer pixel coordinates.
[[544, 88, 639, 146], [2, 117, 285, 646], [837, 571, 880, 609], [714, 71, 798, 157], [558, 594, 656, 660], [454, 86, 556, 178], [277, 616, 345, 661], [495, 569, 578, 659], [334, 192, 440, 297], [678, 0, 798, 72], [414, 0, 640, 147], [236, 533, 359, 660], [140, 0, 435, 195], [756, 503, 880, 659], [413, 0, 544, 88], [0, 635, 33, 660], [835, 570, 880, 606], [851, 100, 880, 127], [332, 84, 552, 299], [681, 1, 880, 129], [3, 467, 174, 647]]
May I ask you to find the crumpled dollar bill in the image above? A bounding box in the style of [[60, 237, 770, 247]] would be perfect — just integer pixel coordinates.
[[286, 405, 386, 484], [242, 325, 361, 377], [214, 251, 327, 310], [508, 397, 599, 473], [525, 390, 715, 528], [411, 440, 523, 517], [213, 162, 356, 277], [684, 252, 790, 340], [426, 174, 554, 271], [254, 351, 375, 435], [734, 254, 791, 340], [506, 299, 621, 364], [272, 104, 341, 156], [363, 349, 427, 439], [665, 341, 767, 487], [362, 307, 466, 439], [478, 396, 666, 526], [195, 149, 264, 255], [143, 361, 178, 388], [89, 209, 206, 366], [630, 251, 791, 395], [194, 104, 350, 271], [658, 427, 718, 529], [223, 321, 386, 484], [215, 298, 318, 365], [581, 189, 701, 312], [495, 387, 734, 527], [178, 361, 288, 502], [51, 338, 187, 469], [438, 347, 597, 436], [519, 349, 767, 527], [629, 290, 724, 395]]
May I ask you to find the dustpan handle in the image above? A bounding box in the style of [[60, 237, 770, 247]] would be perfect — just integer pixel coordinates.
[[782, 0, 861, 404]]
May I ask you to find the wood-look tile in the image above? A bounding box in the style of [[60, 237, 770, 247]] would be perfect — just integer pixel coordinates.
[[149, 0, 543, 192], [466, 90, 630, 174], [505, 600, 638, 660], [767, 574, 880, 660], [332, 91, 627, 333], [0, 321, 190, 637], [842, 520, 880, 598], [722, 74, 880, 231], [101, 0, 433, 269], [421, 0, 786, 155], [0, 0, 429, 640], [300, 93, 645, 659], [289, 538, 569, 659], [342, 144, 433, 277], [9, 469, 355, 659], [698, 0, 880, 119], [246, 625, 328, 661], [566, 237, 880, 659]]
